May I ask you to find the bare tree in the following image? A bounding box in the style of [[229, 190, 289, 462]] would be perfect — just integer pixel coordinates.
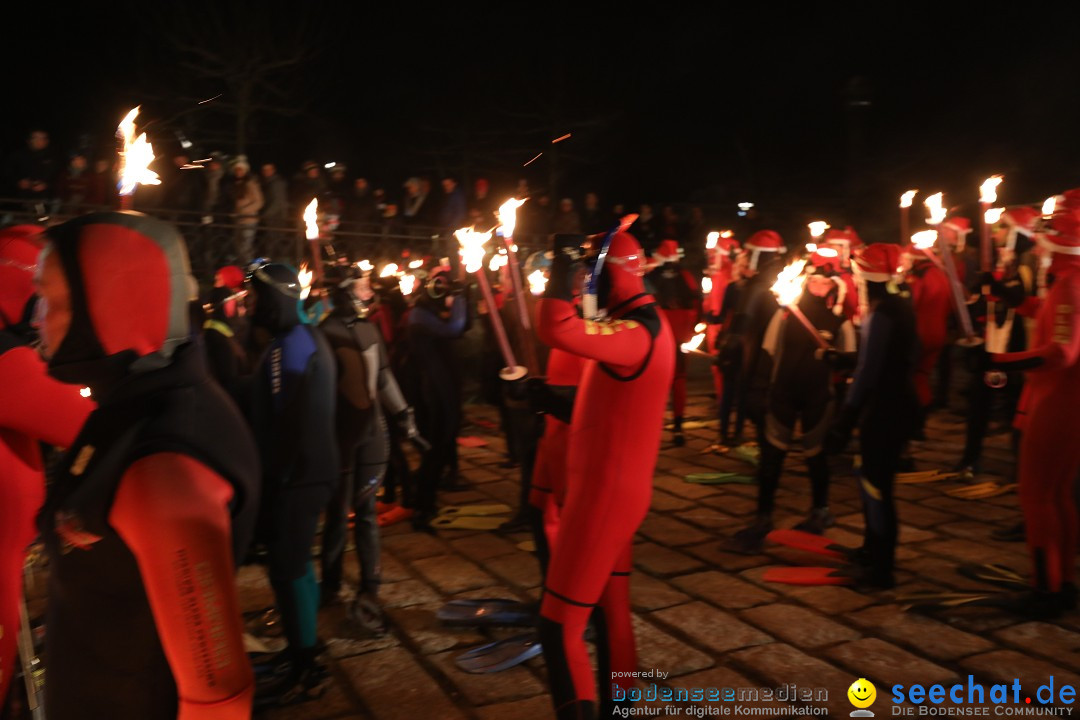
[[149, 1, 332, 153]]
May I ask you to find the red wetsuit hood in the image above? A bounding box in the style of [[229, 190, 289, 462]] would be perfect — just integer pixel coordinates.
[[44, 212, 195, 389]]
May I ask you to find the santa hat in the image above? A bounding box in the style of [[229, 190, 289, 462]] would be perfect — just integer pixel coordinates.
[[1044, 194, 1080, 256], [744, 230, 786, 270], [824, 226, 862, 261], [852, 243, 904, 283], [808, 247, 847, 315], [652, 239, 681, 265], [942, 216, 973, 251], [1000, 206, 1040, 253], [215, 265, 246, 291]]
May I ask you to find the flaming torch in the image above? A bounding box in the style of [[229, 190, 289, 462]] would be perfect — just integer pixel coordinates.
[[925, 193, 978, 344], [680, 322, 710, 357], [770, 259, 829, 350], [979, 175, 1003, 276], [910, 230, 946, 272], [807, 221, 829, 253], [527, 269, 548, 296], [496, 197, 537, 372], [399, 273, 417, 296], [1042, 196, 1057, 218], [116, 107, 160, 209], [456, 227, 523, 379], [303, 198, 325, 287], [298, 263, 313, 300], [899, 189, 918, 245]]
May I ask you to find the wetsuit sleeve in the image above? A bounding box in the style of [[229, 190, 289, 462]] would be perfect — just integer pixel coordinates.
[[845, 311, 894, 411], [0, 345, 92, 447], [375, 338, 409, 416], [760, 309, 784, 357], [537, 297, 652, 367], [110, 453, 253, 720], [408, 296, 467, 338], [838, 320, 857, 353], [992, 285, 1080, 373]]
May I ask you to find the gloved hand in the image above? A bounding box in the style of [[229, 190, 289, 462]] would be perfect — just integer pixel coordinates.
[[544, 247, 576, 302], [825, 405, 858, 455], [526, 377, 552, 414], [394, 407, 431, 452]]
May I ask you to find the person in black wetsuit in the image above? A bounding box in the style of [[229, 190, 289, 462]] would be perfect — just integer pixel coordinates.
[[731, 253, 857, 552], [720, 230, 787, 443], [827, 243, 919, 589], [36, 212, 259, 720], [200, 285, 250, 401], [246, 261, 339, 704], [318, 265, 421, 633], [405, 265, 468, 530]]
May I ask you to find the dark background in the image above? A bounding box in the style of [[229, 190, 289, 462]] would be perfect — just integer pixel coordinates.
[[7, 2, 1080, 238]]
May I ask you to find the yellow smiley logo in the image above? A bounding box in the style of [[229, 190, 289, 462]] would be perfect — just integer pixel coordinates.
[[848, 678, 877, 709]]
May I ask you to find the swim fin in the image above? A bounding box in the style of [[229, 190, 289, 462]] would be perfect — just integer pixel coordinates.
[[946, 483, 1017, 500], [684, 472, 755, 485], [763, 566, 854, 586], [430, 515, 506, 531], [955, 563, 1028, 590], [730, 443, 760, 467], [454, 632, 542, 673], [438, 504, 513, 517], [766, 528, 853, 560], [896, 470, 957, 484], [436, 598, 537, 627]]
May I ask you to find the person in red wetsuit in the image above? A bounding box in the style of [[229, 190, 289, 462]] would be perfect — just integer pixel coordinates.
[[537, 231, 674, 719], [36, 212, 260, 719], [647, 239, 701, 446], [704, 232, 739, 430], [0, 225, 92, 710], [904, 239, 952, 436], [987, 192, 1080, 617], [824, 227, 862, 322]]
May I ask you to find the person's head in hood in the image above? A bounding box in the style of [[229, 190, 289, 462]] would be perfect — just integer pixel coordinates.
[[247, 262, 303, 334], [37, 212, 195, 391]]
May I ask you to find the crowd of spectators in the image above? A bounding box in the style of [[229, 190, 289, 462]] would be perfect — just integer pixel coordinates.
[[4, 128, 718, 266]]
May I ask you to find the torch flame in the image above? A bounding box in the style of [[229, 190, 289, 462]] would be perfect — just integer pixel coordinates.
[[924, 192, 947, 225], [304, 199, 319, 240], [528, 269, 548, 296], [979, 175, 1003, 204], [455, 227, 493, 274], [399, 273, 417, 296], [702, 276, 713, 294], [900, 190, 918, 209], [911, 230, 938, 250], [694, 322, 707, 333], [497, 198, 527, 238], [808, 221, 829, 238], [770, 259, 808, 308], [706, 232, 719, 249], [357, 259, 373, 272], [409, 259, 423, 269], [488, 253, 508, 272], [116, 106, 160, 196], [721, 230, 733, 239], [1043, 196, 1057, 217], [379, 263, 399, 278], [80, 387, 92, 398], [984, 207, 1004, 225], [680, 332, 707, 354], [805, 243, 817, 253], [298, 263, 313, 300]]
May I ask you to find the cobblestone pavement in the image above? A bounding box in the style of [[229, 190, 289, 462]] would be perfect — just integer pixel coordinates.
[[250, 388, 1072, 720]]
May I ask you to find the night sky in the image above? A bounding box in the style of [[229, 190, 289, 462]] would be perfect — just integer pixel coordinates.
[[8, 4, 1080, 238]]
